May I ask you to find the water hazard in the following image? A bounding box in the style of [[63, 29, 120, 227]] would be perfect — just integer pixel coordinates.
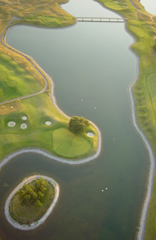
[[0, 0, 150, 239]]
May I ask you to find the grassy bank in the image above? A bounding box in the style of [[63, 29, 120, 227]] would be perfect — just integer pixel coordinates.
[[96, 0, 156, 238], [0, 92, 99, 160], [0, 0, 99, 161]]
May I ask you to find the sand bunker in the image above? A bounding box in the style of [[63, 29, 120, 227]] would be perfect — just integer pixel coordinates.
[[45, 121, 51, 126], [87, 132, 95, 137], [20, 123, 27, 129], [8, 121, 16, 127], [21, 116, 27, 120]]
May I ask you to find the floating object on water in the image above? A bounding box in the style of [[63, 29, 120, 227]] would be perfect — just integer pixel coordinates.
[[102, 190, 104, 192], [105, 188, 108, 190]]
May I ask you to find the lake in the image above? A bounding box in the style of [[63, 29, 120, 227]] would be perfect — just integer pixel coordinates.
[[0, 0, 149, 239]]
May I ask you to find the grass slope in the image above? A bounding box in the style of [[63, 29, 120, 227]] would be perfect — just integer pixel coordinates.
[[96, 0, 156, 239], [0, 53, 43, 102]]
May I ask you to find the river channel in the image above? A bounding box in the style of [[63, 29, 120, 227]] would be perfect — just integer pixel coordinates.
[[0, 0, 150, 239]]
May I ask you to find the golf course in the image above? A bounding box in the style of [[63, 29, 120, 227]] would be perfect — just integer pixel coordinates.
[[1, 0, 156, 239]]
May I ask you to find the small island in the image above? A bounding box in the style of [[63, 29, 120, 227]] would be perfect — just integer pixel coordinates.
[[5, 175, 59, 230]]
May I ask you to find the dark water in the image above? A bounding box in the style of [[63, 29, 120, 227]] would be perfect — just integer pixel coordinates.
[[0, 1, 150, 239]]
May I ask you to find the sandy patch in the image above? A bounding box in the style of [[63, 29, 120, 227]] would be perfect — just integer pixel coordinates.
[[22, 116, 27, 120], [45, 121, 51, 125], [20, 123, 27, 129], [87, 132, 95, 137], [8, 121, 16, 127]]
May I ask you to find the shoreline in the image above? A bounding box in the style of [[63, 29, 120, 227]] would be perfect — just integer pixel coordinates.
[[123, 21, 155, 240], [4, 175, 60, 230], [0, 5, 153, 239], [0, 19, 102, 166]]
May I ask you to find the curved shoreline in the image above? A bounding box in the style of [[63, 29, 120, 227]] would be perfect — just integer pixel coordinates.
[[4, 175, 60, 230], [123, 21, 155, 240], [1, 8, 152, 239], [0, 19, 102, 166], [129, 58, 155, 240]]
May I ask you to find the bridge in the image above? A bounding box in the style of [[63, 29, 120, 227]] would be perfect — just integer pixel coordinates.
[[77, 17, 125, 23]]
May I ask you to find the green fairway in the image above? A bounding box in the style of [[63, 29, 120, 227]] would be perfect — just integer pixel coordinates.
[[0, 53, 43, 102], [53, 128, 91, 158]]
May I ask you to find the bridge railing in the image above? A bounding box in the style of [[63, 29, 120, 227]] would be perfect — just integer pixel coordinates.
[[77, 17, 125, 23]]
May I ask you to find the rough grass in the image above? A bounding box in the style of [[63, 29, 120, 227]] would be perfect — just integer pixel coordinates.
[[96, 0, 156, 239], [0, 0, 76, 33], [0, 0, 99, 161], [0, 53, 43, 102], [9, 182, 55, 224], [53, 128, 91, 157]]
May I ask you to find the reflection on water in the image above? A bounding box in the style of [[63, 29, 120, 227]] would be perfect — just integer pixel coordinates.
[[1, 0, 150, 239]]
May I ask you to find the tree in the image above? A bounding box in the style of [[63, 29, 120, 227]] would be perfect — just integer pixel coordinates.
[[68, 116, 89, 135], [17, 177, 48, 207], [17, 184, 37, 206]]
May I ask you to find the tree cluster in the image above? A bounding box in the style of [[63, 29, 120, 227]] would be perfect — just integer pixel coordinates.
[[68, 116, 89, 135], [17, 177, 48, 207]]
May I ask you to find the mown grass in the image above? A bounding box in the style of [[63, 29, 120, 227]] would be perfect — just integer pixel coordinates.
[[53, 128, 91, 158], [0, 53, 43, 102], [0, 92, 98, 160], [97, 0, 156, 239], [9, 181, 55, 224], [0, 0, 99, 161]]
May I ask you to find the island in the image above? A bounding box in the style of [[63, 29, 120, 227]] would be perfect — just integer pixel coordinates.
[[5, 175, 59, 230], [1, 0, 156, 239]]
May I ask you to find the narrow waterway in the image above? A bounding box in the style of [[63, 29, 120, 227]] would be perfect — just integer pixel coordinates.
[[0, 0, 150, 239]]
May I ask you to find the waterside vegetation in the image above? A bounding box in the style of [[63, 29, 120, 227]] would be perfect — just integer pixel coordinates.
[[9, 177, 55, 225], [0, 0, 99, 161], [96, 0, 156, 238]]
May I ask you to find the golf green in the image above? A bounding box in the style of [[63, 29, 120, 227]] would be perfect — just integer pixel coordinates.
[[53, 128, 91, 158]]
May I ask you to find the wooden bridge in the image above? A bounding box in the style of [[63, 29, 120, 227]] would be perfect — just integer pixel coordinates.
[[77, 17, 125, 23]]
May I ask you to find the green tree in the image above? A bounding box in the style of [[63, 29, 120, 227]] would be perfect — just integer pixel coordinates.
[[17, 177, 48, 207], [34, 177, 48, 193], [68, 116, 89, 135], [17, 184, 37, 205]]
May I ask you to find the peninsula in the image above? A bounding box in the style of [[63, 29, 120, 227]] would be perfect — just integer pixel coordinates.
[[0, 0, 101, 164]]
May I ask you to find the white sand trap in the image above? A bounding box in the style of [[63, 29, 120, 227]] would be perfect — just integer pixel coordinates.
[[21, 116, 27, 120], [87, 132, 95, 137], [45, 121, 51, 126], [8, 121, 16, 127], [20, 123, 27, 129]]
